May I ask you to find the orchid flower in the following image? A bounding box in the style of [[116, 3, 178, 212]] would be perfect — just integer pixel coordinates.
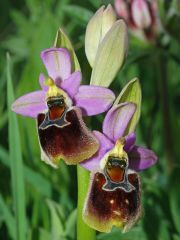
[[12, 47, 115, 168], [115, 0, 158, 42], [81, 102, 157, 233]]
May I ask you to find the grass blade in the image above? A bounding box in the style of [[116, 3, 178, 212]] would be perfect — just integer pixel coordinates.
[[0, 195, 16, 239], [7, 53, 27, 240]]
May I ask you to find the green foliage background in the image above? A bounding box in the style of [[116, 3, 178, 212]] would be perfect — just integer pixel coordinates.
[[0, 0, 180, 239]]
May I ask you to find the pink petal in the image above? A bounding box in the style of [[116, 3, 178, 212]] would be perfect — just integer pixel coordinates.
[[11, 91, 47, 118], [74, 85, 115, 116], [128, 145, 158, 171], [103, 103, 136, 143], [115, 0, 129, 22], [131, 0, 152, 29], [80, 131, 114, 171], [124, 132, 136, 152], [39, 73, 48, 91], [59, 71, 81, 99], [41, 48, 71, 81]]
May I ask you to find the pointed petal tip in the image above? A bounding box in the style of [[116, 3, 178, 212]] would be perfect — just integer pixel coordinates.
[[11, 91, 47, 118], [40, 47, 70, 59], [129, 146, 158, 171]]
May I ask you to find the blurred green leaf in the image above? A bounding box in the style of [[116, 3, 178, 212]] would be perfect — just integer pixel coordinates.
[[0, 111, 7, 129], [39, 228, 52, 240], [166, 13, 180, 41], [0, 145, 51, 197], [65, 209, 77, 239], [173, 234, 180, 240], [98, 226, 147, 240], [46, 199, 65, 239], [54, 28, 81, 71], [157, 0, 166, 24], [90, 20, 128, 87], [170, 169, 180, 233], [158, 220, 170, 240], [88, 0, 101, 8], [0, 195, 15, 239], [115, 78, 142, 134], [2, 38, 29, 59], [7, 53, 27, 240], [63, 5, 92, 25]]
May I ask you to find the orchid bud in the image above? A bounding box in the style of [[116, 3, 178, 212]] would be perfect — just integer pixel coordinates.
[[131, 0, 152, 29], [85, 4, 116, 67], [114, 0, 129, 23], [102, 4, 117, 38]]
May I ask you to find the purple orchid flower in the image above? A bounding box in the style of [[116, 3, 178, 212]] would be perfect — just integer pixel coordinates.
[[81, 102, 157, 233], [12, 48, 115, 168]]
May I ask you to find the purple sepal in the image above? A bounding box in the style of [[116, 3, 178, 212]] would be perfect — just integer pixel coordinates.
[[128, 145, 158, 171], [124, 132, 136, 152], [41, 48, 71, 81], [102, 103, 136, 142], [60, 71, 81, 99], [11, 90, 47, 118], [74, 85, 115, 116]]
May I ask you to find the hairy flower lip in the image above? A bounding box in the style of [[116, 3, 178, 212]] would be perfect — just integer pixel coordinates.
[[37, 106, 99, 167], [83, 169, 142, 233]]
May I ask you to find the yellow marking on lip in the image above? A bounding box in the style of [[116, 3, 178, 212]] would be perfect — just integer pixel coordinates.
[[112, 138, 126, 157], [44, 77, 54, 87], [100, 137, 128, 170], [45, 77, 64, 99]]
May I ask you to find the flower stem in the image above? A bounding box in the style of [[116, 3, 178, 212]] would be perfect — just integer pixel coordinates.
[[157, 50, 174, 173], [77, 165, 96, 240]]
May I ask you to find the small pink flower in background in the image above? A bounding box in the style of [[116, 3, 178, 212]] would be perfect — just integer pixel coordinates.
[[115, 0, 130, 24], [115, 0, 158, 41], [132, 0, 152, 29]]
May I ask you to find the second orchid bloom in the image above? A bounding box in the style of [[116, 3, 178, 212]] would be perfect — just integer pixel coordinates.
[[81, 101, 157, 232]]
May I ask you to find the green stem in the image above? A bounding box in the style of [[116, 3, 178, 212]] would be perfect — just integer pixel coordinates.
[[77, 165, 96, 240], [157, 50, 174, 173]]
